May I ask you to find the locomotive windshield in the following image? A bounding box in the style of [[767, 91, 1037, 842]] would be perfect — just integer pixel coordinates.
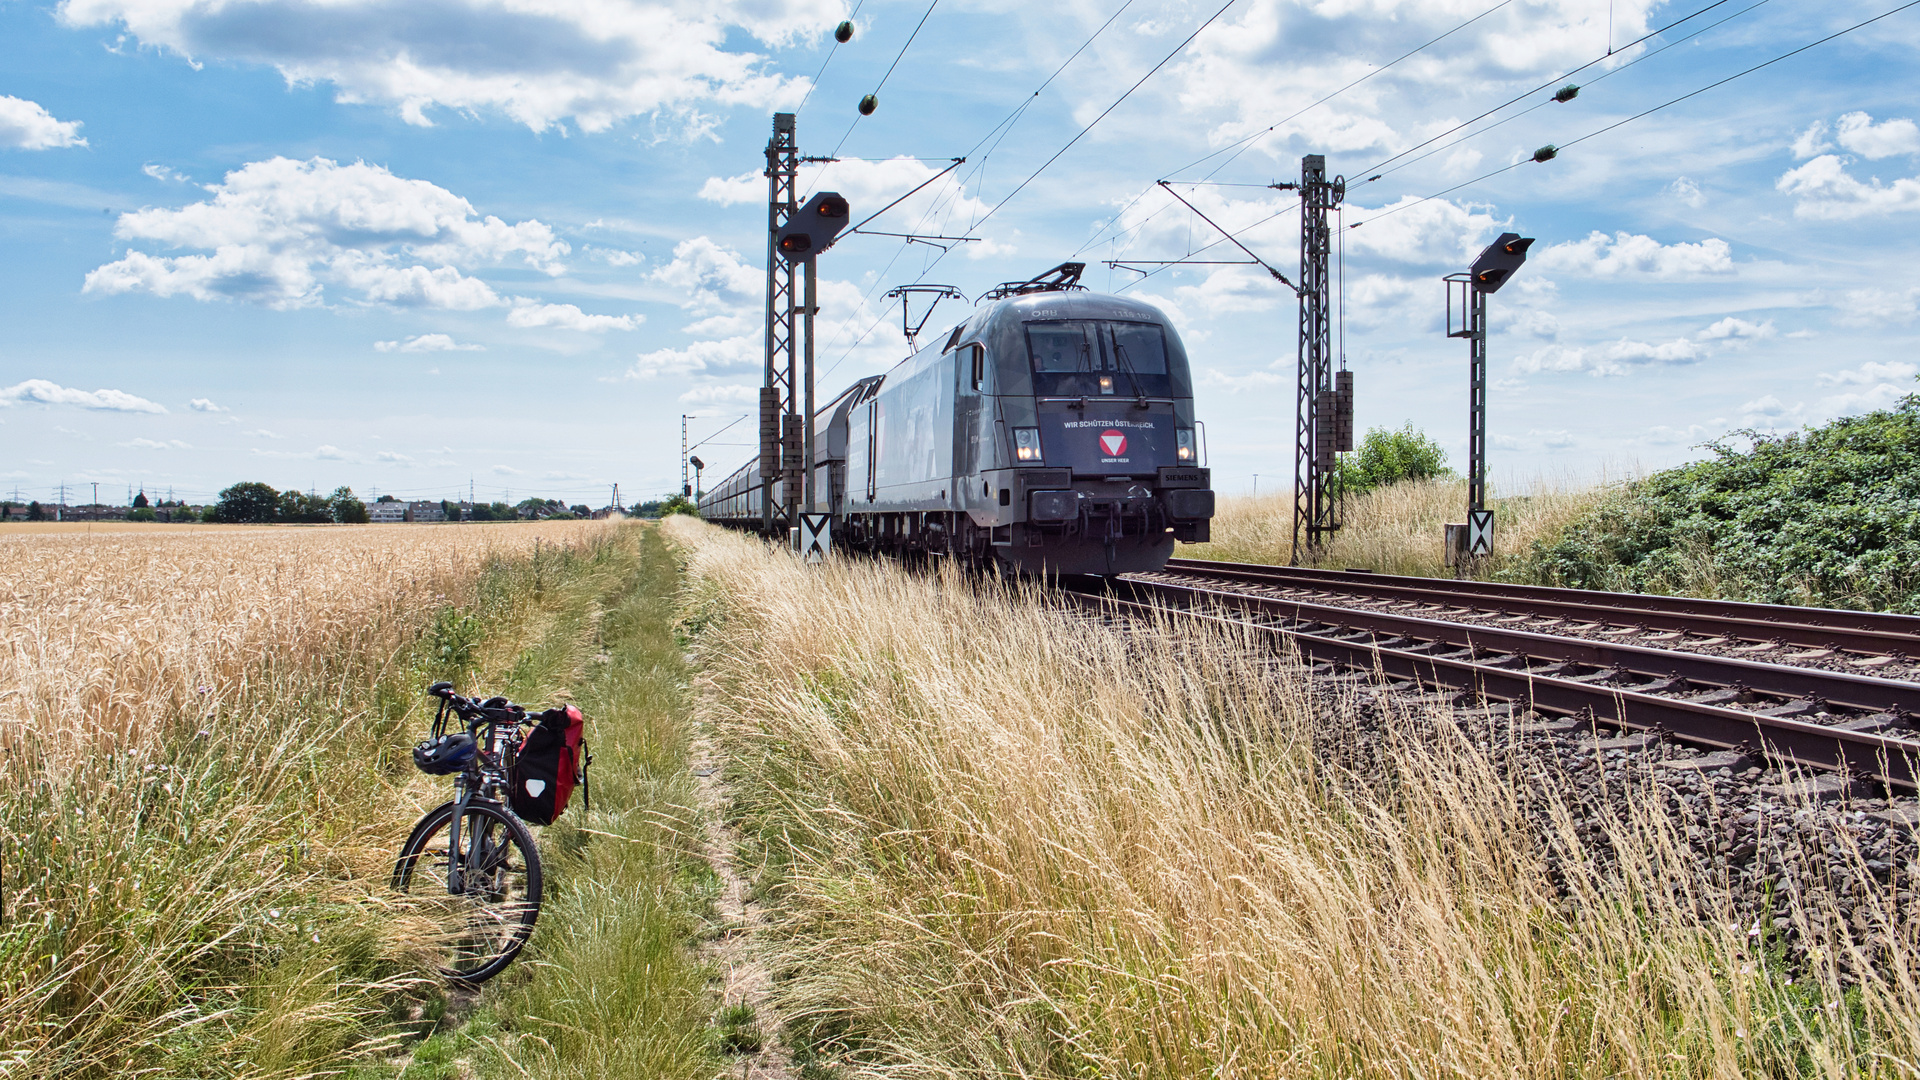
[[1026, 321, 1169, 375]]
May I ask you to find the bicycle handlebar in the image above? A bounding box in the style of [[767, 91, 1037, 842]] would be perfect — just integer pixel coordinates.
[[427, 682, 525, 725]]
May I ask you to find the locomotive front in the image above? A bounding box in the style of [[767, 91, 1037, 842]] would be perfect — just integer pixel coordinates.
[[966, 290, 1213, 574]]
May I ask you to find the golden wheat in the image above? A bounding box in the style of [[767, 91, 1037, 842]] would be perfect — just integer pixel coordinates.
[[0, 521, 606, 759]]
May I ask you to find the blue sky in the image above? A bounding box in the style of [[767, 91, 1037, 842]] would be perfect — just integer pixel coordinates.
[[3, 0, 1918, 507]]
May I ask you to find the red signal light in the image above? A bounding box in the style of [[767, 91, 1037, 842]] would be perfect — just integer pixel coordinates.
[[778, 234, 814, 255]]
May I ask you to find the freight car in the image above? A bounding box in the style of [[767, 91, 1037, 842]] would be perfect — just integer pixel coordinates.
[[698, 263, 1215, 575]]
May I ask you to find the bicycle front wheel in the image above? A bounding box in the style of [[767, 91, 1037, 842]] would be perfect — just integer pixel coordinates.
[[392, 799, 543, 984]]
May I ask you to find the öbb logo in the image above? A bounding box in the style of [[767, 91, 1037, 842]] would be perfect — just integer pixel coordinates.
[[1098, 430, 1128, 457]]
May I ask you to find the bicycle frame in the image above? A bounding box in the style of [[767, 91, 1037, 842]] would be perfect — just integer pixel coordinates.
[[433, 694, 524, 895]]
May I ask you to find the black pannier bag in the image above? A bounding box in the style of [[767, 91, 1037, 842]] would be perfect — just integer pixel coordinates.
[[508, 704, 587, 825]]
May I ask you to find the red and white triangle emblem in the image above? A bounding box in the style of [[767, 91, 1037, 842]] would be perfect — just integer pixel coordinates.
[[1099, 430, 1127, 456]]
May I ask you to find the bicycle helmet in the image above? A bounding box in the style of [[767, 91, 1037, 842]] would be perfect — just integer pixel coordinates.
[[413, 732, 478, 775]]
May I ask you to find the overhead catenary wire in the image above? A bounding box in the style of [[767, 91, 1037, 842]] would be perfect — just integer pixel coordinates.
[[1354, 0, 1763, 186], [795, 0, 870, 118], [829, 0, 942, 157], [1347, 0, 1920, 231], [1074, 0, 1531, 260], [1077, 0, 1762, 265], [817, 0, 1228, 381]]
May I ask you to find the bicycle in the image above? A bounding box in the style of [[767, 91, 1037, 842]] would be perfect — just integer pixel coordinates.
[[391, 681, 543, 984]]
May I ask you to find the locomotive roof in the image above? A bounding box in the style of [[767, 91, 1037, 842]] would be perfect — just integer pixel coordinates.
[[979, 290, 1175, 326]]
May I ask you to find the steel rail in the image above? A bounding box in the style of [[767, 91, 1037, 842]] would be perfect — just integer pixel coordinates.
[[1161, 557, 1920, 657], [1065, 576, 1920, 790]]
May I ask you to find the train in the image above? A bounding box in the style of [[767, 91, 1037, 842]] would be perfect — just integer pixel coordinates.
[[697, 262, 1215, 575]]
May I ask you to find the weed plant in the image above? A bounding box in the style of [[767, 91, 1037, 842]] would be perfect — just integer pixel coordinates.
[[1189, 475, 1609, 579], [673, 517, 1920, 1078]]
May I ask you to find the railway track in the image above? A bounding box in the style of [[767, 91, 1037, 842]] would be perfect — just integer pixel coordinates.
[[1064, 560, 1920, 792]]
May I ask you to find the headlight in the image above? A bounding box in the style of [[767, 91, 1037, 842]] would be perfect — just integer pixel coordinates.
[[1098, 375, 1114, 395], [1176, 428, 1196, 462], [1013, 427, 1042, 462]]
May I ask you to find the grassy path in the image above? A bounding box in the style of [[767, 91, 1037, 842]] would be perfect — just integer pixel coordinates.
[[397, 523, 724, 1080]]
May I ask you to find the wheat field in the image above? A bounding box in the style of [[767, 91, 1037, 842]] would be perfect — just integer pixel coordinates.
[[0, 520, 613, 1077]]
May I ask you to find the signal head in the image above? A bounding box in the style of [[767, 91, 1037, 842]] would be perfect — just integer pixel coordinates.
[[1467, 231, 1534, 294], [774, 191, 854, 262]]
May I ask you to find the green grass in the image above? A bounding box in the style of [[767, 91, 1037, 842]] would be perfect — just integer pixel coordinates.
[[414, 523, 722, 1080]]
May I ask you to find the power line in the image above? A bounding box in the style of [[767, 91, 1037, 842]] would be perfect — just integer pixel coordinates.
[[796, 0, 869, 117], [1348, 0, 1920, 230], [1076, 0, 1527, 259], [969, 0, 1244, 234], [1354, 0, 1762, 185], [830, 0, 942, 157]]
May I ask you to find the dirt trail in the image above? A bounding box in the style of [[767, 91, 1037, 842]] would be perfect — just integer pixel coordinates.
[[690, 727, 793, 1080]]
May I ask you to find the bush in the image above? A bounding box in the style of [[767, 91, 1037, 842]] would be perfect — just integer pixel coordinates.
[[1339, 424, 1454, 495], [660, 495, 699, 518], [1524, 389, 1920, 611]]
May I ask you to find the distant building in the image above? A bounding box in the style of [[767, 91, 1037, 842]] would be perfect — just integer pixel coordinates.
[[368, 502, 407, 523], [406, 500, 445, 523]]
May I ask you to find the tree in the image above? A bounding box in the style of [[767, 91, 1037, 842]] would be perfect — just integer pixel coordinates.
[[1339, 424, 1454, 495], [25, 501, 41, 522], [570, 504, 591, 517], [277, 489, 331, 523], [132, 490, 149, 508], [660, 494, 698, 517], [214, 482, 280, 524], [329, 486, 369, 524], [376, 494, 398, 503], [129, 507, 157, 522]]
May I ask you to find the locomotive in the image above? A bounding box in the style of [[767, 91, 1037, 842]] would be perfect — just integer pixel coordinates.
[[698, 263, 1214, 575]]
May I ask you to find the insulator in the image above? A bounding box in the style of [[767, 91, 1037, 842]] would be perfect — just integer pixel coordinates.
[[1553, 84, 1579, 103], [858, 94, 877, 116], [1532, 144, 1557, 163], [835, 20, 853, 43]]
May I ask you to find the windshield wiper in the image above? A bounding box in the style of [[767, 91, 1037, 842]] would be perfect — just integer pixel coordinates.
[[1109, 330, 1149, 408]]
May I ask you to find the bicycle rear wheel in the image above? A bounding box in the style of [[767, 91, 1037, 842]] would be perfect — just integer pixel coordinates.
[[392, 799, 542, 984]]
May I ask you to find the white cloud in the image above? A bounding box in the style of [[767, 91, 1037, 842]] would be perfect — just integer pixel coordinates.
[[1492, 428, 1574, 451], [188, 396, 227, 411], [1342, 197, 1502, 266], [1698, 317, 1774, 342], [1739, 394, 1804, 429], [119, 437, 191, 449], [1534, 231, 1733, 277], [585, 246, 643, 267], [375, 450, 413, 464], [143, 163, 191, 183], [314, 445, 348, 460], [375, 333, 485, 353], [678, 382, 759, 405], [1644, 422, 1723, 446], [1668, 176, 1706, 209], [1510, 308, 1559, 340], [58, 0, 824, 133], [245, 428, 283, 438], [1836, 286, 1920, 326], [1835, 112, 1920, 160], [1818, 360, 1918, 387], [648, 236, 764, 314], [1791, 121, 1832, 160], [1777, 155, 1920, 219], [1515, 337, 1704, 377], [83, 156, 565, 310], [1198, 366, 1286, 392], [506, 302, 642, 332], [702, 157, 999, 253], [628, 335, 760, 378], [0, 95, 86, 150], [0, 379, 167, 413]]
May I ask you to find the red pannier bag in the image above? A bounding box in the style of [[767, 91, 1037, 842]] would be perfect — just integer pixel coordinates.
[[509, 704, 587, 825]]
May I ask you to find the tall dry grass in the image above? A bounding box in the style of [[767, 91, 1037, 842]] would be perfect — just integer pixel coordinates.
[[0, 521, 612, 1077], [1188, 476, 1610, 579], [675, 518, 1919, 1077]]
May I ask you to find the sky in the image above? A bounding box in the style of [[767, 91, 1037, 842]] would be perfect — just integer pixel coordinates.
[[3, 0, 1919, 507]]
